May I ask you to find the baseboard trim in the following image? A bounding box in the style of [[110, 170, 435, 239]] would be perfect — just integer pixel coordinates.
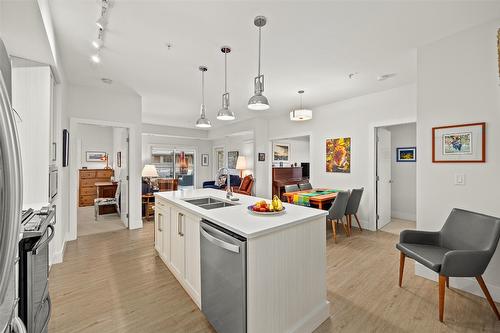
[[289, 300, 330, 333], [415, 263, 500, 303], [391, 211, 416, 221], [50, 240, 66, 266]]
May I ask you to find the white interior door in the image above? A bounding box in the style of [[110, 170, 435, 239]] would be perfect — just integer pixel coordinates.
[[377, 127, 392, 229]]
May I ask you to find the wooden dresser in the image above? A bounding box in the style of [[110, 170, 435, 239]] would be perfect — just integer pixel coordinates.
[[79, 169, 114, 207]]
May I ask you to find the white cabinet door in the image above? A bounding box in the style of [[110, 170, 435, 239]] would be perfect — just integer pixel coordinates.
[[160, 205, 171, 262], [154, 206, 164, 255], [170, 208, 185, 278], [184, 213, 201, 301]]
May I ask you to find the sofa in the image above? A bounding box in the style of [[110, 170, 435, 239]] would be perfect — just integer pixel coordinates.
[[203, 174, 241, 190]]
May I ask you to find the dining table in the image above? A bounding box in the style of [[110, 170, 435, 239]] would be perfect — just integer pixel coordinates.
[[282, 188, 339, 210]]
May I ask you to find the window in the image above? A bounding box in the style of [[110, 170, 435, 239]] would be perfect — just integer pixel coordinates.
[[151, 147, 195, 184]]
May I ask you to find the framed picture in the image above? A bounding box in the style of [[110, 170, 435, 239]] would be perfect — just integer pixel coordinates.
[[228, 151, 239, 169], [397, 147, 416, 162], [201, 154, 209, 166], [86, 151, 106, 162], [258, 152, 265, 162], [432, 122, 485, 163], [117, 152, 122, 167], [62, 129, 69, 167], [326, 137, 351, 173], [273, 143, 290, 162]]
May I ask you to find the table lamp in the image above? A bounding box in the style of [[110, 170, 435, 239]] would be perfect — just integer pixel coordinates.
[[142, 165, 158, 192], [235, 156, 247, 177]]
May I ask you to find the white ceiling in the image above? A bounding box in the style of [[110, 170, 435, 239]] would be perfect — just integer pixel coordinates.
[[49, 1, 500, 128]]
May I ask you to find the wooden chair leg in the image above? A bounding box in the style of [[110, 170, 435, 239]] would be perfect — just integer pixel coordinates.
[[439, 275, 446, 322], [476, 276, 500, 320], [330, 219, 337, 242], [341, 217, 350, 237], [354, 213, 363, 231], [399, 252, 405, 287]]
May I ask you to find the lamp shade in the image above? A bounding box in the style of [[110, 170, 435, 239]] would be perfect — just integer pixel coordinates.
[[290, 109, 312, 121], [142, 165, 158, 177], [235, 156, 247, 170]]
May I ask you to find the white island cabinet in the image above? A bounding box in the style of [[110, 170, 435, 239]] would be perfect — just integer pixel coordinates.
[[154, 189, 329, 333]]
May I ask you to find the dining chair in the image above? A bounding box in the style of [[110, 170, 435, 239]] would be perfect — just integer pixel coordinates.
[[94, 182, 121, 221], [397, 208, 500, 322], [299, 182, 313, 190], [345, 187, 364, 233], [326, 191, 350, 241], [284, 184, 300, 193]]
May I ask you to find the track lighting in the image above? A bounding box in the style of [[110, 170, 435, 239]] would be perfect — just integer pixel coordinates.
[[90, 54, 101, 64], [92, 28, 104, 49]]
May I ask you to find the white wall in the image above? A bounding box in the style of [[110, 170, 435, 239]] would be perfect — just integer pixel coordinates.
[[212, 132, 255, 177], [268, 84, 417, 230], [271, 137, 310, 167], [417, 19, 500, 301], [77, 124, 113, 169], [141, 134, 213, 189], [386, 123, 416, 221], [68, 83, 142, 237], [113, 127, 129, 226]]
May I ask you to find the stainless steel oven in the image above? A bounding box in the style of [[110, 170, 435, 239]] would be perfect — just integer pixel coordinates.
[[19, 208, 55, 333]]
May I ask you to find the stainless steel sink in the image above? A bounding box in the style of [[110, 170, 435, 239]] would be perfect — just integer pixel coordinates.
[[183, 197, 238, 210]]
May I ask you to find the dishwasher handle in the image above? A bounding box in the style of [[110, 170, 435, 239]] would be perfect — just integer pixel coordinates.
[[200, 225, 240, 253]]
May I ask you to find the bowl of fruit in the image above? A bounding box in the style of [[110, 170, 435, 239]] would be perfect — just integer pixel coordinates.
[[247, 196, 286, 215]]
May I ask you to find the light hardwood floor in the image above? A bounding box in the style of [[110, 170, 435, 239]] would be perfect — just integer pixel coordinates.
[[49, 221, 500, 333], [77, 206, 126, 237]]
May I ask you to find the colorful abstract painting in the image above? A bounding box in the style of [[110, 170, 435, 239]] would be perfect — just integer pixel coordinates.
[[326, 137, 351, 173], [396, 147, 416, 162]]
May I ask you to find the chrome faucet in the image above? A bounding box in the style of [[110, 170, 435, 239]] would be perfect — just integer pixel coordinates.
[[219, 168, 238, 201]]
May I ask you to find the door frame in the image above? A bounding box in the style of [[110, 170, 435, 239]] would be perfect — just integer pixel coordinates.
[[371, 118, 416, 231], [68, 117, 141, 241]]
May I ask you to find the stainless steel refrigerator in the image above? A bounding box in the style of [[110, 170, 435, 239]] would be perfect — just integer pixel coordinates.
[[0, 38, 27, 332]]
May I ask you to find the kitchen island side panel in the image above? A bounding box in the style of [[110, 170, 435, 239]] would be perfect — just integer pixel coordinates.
[[246, 216, 329, 333]]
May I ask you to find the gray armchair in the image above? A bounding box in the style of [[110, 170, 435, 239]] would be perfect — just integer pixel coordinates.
[[396, 208, 500, 322], [326, 191, 350, 241]]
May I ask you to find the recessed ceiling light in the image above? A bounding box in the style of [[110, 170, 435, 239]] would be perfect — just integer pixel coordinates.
[[101, 78, 112, 84], [90, 54, 101, 64], [377, 73, 397, 81]]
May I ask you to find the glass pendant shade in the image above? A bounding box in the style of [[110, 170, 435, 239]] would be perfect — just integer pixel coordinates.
[[290, 109, 312, 121], [290, 90, 312, 121]]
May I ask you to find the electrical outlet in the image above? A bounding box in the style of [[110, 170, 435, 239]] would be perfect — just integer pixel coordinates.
[[454, 173, 465, 185]]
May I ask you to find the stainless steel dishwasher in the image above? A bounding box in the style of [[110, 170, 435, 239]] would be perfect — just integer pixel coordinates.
[[200, 219, 247, 333]]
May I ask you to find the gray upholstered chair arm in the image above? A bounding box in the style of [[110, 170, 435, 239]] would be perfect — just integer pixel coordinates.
[[440, 250, 491, 277], [400, 230, 440, 245]]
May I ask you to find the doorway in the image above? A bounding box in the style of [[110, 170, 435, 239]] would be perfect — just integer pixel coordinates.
[[74, 123, 130, 238], [376, 123, 417, 234]]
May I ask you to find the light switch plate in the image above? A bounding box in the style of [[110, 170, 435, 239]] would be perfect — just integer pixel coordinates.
[[454, 173, 465, 185]]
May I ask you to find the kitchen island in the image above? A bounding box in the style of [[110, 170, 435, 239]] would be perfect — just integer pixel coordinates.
[[154, 188, 329, 333]]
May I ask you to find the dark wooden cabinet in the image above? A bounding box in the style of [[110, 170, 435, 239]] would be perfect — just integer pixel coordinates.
[[272, 167, 308, 199]]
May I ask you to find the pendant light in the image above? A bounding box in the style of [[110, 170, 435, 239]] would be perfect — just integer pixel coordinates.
[[248, 16, 270, 111], [195, 66, 212, 128], [217, 46, 235, 120], [290, 90, 312, 121]]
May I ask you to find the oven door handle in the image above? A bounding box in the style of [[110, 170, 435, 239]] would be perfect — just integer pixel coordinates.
[[32, 224, 55, 255]]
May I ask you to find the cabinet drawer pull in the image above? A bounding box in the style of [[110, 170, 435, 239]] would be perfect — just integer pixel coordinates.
[[178, 212, 184, 236], [158, 213, 163, 232]]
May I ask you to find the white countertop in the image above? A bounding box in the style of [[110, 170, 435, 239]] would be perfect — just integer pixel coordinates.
[[155, 188, 327, 239]]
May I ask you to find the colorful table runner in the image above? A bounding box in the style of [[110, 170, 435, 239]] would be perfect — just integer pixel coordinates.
[[293, 190, 340, 206]]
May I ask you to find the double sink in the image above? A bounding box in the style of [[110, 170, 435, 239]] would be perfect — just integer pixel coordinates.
[[183, 197, 239, 210]]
